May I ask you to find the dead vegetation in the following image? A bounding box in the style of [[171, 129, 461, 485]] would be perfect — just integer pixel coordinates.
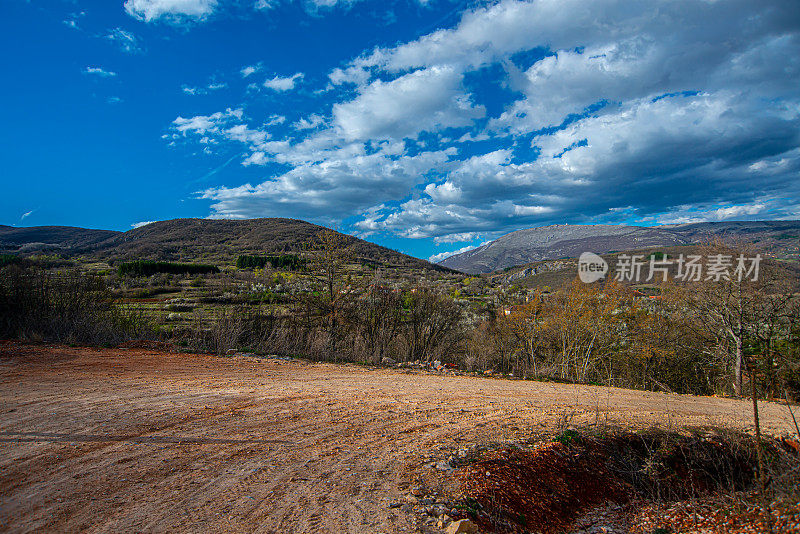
[[454, 427, 800, 534]]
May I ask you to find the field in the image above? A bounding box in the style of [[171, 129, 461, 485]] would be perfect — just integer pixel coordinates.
[[1, 342, 797, 533]]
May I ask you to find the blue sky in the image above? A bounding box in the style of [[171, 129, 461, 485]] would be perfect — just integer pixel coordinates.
[[2, 0, 799, 261]]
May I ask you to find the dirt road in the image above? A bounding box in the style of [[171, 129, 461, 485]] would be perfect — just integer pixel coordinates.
[[0, 342, 795, 533]]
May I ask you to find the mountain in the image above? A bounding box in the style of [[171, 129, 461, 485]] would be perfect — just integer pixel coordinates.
[[0, 225, 120, 253], [438, 221, 800, 274], [2, 218, 453, 273]]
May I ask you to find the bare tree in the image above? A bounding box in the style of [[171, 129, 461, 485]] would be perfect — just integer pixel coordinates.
[[345, 272, 403, 363], [402, 285, 465, 362], [304, 229, 356, 359]]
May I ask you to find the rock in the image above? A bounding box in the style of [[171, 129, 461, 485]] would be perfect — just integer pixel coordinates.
[[403, 495, 419, 504], [435, 460, 453, 471], [381, 356, 397, 365], [445, 519, 478, 534]]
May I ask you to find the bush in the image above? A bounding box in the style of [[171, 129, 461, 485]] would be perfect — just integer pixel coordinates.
[[118, 260, 219, 276], [184, 307, 305, 356], [0, 265, 155, 344], [0, 254, 22, 268]]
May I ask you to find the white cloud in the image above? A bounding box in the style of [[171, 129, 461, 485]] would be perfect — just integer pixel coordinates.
[[200, 148, 452, 221], [358, 90, 799, 238], [241, 64, 260, 78], [63, 11, 85, 30], [424, 181, 462, 203], [265, 114, 286, 126], [105, 28, 142, 54], [183, 81, 227, 95], [434, 232, 480, 244], [168, 0, 800, 241], [331, 0, 574, 84], [131, 220, 157, 228], [332, 66, 484, 141], [84, 67, 117, 77], [172, 108, 243, 135], [124, 0, 218, 23], [656, 202, 774, 224], [20, 210, 34, 221], [263, 72, 304, 91], [254, 0, 276, 11], [429, 245, 476, 263], [293, 114, 326, 131]]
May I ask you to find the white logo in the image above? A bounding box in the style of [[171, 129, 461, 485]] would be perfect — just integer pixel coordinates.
[[578, 252, 608, 283]]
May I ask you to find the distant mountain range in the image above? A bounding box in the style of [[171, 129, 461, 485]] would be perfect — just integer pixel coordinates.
[[4, 219, 798, 276], [0, 225, 119, 252], [0, 218, 452, 273], [438, 221, 800, 274]]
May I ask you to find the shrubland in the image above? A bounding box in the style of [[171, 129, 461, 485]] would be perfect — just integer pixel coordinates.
[[1, 232, 798, 402]]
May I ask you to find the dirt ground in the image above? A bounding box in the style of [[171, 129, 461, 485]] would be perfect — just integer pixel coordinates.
[[1, 341, 796, 534]]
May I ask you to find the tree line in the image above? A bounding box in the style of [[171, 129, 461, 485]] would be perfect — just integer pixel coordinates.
[[235, 254, 306, 271], [1, 232, 797, 400], [117, 260, 220, 276]]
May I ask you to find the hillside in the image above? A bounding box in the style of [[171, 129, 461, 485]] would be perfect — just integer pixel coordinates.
[[0, 225, 120, 253], [2, 218, 453, 273], [487, 243, 800, 290], [439, 221, 800, 274]]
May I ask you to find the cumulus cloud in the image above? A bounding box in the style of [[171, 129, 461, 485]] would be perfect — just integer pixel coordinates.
[[263, 72, 303, 91], [428, 244, 476, 263], [293, 114, 326, 131], [434, 232, 481, 244], [171, 107, 243, 135], [124, 0, 218, 23], [201, 149, 452, 221], [355, 88, 799, 238], [131, 220, 157, 228], [171, 0, 800, 242], [332, 66, 484, 141]]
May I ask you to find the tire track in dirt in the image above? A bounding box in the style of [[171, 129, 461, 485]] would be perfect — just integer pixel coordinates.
[[1, 342, 796, 533]]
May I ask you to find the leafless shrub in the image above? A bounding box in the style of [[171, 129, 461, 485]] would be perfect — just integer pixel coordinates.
[[0, 265, 155, 345]]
